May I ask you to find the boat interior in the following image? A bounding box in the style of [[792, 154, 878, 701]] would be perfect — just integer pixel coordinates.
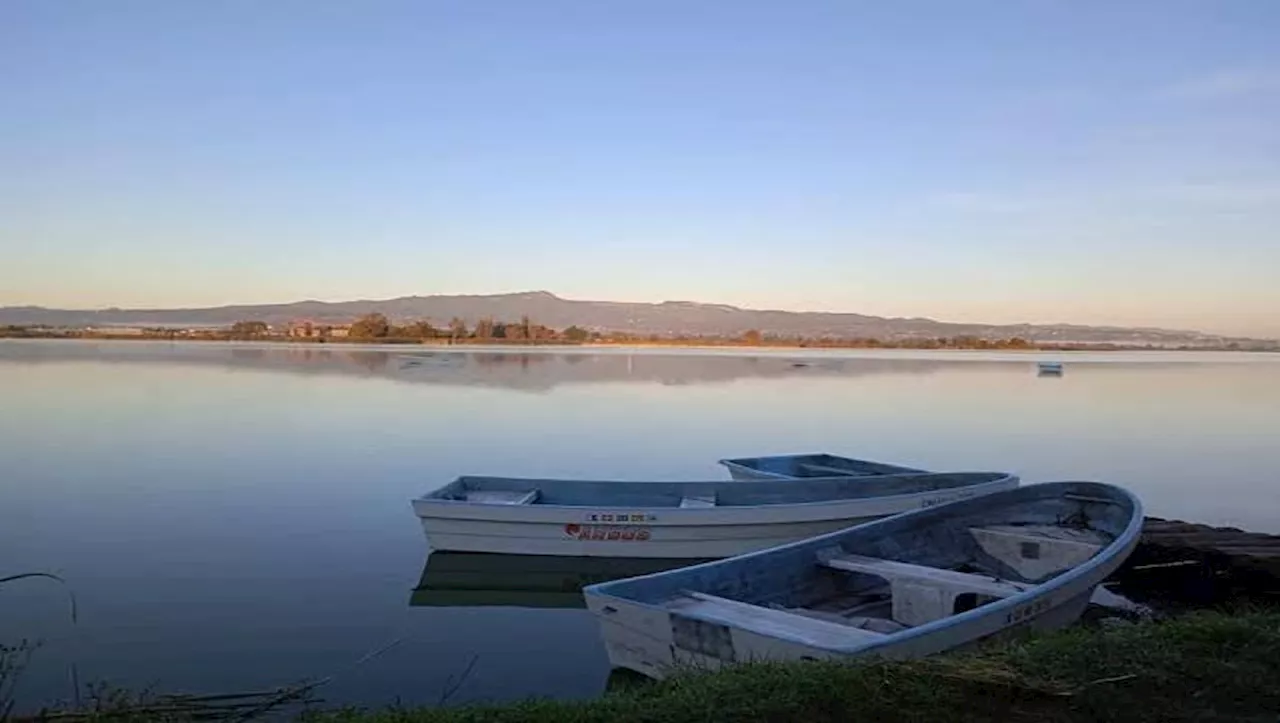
[[721, 453, 926, 478], [426, 471, 1011, 508], [597, 489, 1133, 649]]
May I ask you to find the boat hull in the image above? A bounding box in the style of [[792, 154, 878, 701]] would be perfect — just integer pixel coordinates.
[[413, 474, 1019, 558], [583, 481, 1142, 678], [589, 552, 1115, 678], [418, 514, 885, 558]]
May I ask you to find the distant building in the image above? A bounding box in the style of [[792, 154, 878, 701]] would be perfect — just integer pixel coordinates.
[[287, 320, 351, 339], [288, 321, 316, 338]]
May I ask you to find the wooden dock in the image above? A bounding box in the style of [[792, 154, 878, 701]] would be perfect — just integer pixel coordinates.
[[1109, 517, 1280, 608]]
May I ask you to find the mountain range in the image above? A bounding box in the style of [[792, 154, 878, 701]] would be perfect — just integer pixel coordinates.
[[0, 291, 1267, 345]]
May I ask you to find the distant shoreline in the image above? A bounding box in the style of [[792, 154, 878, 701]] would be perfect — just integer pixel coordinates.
[[0, 331, 1274, 353]]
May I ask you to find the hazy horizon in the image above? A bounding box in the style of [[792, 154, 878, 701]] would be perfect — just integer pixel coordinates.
[[0, 288, 1270, 338], [4, 1, 1278, 337]]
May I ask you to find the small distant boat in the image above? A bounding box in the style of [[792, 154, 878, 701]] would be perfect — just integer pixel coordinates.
[[411, 471, 1020, 558], [719, 453, 928, 481], [583, 480, 1141, 679], [1037, 361, 1064, 376]]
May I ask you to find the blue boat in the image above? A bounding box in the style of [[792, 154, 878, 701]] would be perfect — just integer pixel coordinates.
[[1037, 361, 1064, 376], [583, 480, 1142, 679], [719, 452, 929, 481]]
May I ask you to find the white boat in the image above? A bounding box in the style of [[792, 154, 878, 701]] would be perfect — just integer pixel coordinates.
[[411, 471, 1021, 558], [583, 480, 1141, 679], [719, 453, 928, 481]]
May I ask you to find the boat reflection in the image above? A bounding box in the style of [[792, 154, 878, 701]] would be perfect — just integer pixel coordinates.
[[409, 551, 708, 609]]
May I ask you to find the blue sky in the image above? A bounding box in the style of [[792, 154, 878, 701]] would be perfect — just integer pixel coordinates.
[[2, 1, 1278, 336]]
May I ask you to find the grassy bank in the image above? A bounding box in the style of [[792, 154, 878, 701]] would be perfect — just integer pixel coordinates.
[[12, 610, 1279, 722], [306, 610, 1280, 723]]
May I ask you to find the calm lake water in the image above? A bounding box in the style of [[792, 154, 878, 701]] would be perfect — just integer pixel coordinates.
[[2, 340, 1278, 712]]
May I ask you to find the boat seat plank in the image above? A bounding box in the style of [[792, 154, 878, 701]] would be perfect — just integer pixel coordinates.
[[973, 524, 1109, 548], [668, 591, 886, 647], [769, 605, 909, 633], [967, 525, 1105, 581], [464, 489, 540, 505], [819, 553, 1028, 598], [679, 494, 717, 508]]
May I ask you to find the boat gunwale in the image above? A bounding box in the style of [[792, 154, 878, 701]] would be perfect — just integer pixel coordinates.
[[583, 480, 1144, 655], [716, 452, 929, 479], [411, 471, 1020, 518]]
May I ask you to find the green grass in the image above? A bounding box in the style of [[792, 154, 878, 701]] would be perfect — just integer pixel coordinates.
[[306, 610, 1280, 723], [13, 610, 1280, 722]]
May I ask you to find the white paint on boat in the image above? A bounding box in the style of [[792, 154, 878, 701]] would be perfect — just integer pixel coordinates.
[[412, 472, 1020, 558]]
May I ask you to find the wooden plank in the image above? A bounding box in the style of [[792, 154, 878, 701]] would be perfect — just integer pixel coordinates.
[[976, 524, 1108, 547], [968, 525, 1104, 582], [820, 553, 1027, 598], [669, 591, 886, 647], [1137, 516, 1280, 583], [822, 553, 1138, 618]]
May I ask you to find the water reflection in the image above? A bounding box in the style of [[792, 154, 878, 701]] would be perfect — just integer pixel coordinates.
[[410, 552, 707, 609], [2, 340, 1278, 712], [0, 341, 971, 391]]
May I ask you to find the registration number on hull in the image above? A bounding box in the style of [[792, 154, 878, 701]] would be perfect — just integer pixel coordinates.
[[586, 512, 657, 523], [564, 523, 651, 541]]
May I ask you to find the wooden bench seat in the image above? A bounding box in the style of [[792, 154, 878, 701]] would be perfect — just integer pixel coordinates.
[[819, 553, 1029, 598], [967, 525, 1105, 581], [667, 591, 887, 648], [817, 551, 1030, 626], [769, 605, 909, 633]]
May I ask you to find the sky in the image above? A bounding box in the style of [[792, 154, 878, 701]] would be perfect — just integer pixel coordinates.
[[2, 1, 1278, 337]]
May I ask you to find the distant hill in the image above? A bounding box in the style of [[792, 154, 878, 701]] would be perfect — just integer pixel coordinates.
[[0, 291, 1266, 346]]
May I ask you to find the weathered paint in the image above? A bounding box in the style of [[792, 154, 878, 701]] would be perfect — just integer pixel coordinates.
[[583, 480, 1142, 679]]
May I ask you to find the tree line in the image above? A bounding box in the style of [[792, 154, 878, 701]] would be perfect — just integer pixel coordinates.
[[1, 319, 1272, 352], [339, 313, 593, 343]]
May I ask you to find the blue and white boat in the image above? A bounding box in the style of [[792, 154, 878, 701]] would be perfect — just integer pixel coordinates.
[[583, 480, 1141, 679], [411, 471, 1020, 558], [719, 453, 928, 481]]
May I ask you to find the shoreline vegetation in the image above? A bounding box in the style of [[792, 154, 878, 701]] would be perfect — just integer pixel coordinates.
[[8, 543, 1280, 723], [316, 609, 1280, 723], [2, 313, 1276, 351], [6, 609, 1278, 722]]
